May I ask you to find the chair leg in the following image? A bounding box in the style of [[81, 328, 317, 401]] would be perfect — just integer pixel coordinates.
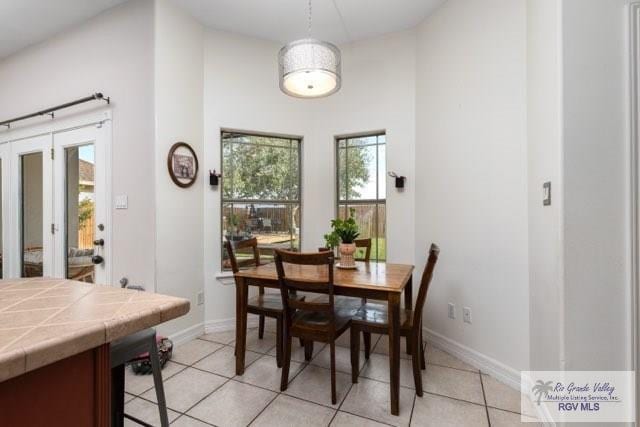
[[420, 324, 426, 370], [363, 332, 371, 360], [299, 338, 304, 347], [258, 315, 265, 339], [350, 327, 360, 383], [304, 340, 314, 361], [276, 316, 283, 368], [330, 341, 337, 405], [280, 331, 292, 391], [149, 335, 170, 427], [111, 364, 125, 427], [406, 334, 413, 355], [411, 330, 423, 396]]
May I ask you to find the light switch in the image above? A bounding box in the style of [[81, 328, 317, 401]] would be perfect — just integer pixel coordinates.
[[115, 195, 128, 209], [543, 182, 551, 206]]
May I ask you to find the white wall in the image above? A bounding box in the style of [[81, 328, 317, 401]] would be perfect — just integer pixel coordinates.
[[202, 29, 417, 324], [526, 0, 565, 372], [314, 30, 416, 266], [154, 0, 205, 336], [203, 30, 315, 324], [0, 0, 156, 288], [415, 0, 530, 373], [561, 0, 632, 371]]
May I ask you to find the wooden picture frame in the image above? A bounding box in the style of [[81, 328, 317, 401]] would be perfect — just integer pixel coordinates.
[[167, 142, 198, 188]]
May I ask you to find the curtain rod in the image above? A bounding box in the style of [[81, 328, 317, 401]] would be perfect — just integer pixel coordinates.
[[0, 92, 111, 129]]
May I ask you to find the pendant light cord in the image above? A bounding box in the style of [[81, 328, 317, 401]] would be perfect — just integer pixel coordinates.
[[308, 0, 312, 36]]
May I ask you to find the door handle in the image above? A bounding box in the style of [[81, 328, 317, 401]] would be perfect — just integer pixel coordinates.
[[91, 255, 104, 265], [93, 238, 104, 246]]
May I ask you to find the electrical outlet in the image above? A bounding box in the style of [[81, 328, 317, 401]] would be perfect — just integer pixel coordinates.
[[197, 291, 205, 306], [463, 307, 472, 324], [448, 303, 456, 319]]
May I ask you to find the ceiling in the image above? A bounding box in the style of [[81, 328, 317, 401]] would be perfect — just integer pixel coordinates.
[[175, 0, 446, 44], [0, 0, 129, 59], [0, 0, 445, 60]]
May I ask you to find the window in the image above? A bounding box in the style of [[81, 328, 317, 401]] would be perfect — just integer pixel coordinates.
[[336, 133, 386, 261], [221, 131, 301, 270]]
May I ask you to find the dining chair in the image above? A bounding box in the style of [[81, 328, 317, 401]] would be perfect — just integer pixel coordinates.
[[354, 238, 372, 262], [349, 244, 440, 396], [275, 249, 358, 404], [226, 238, 304, 367]]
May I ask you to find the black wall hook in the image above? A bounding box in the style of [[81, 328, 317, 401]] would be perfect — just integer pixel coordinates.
[[388, 172, 406, 189], [210, 169, 222, 186]]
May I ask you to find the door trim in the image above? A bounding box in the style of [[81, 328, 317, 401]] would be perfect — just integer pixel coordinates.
[[629, 1, 639, 415], [0, 110, 112, 284]]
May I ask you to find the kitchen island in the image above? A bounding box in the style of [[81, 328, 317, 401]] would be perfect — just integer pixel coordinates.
[[0, 278, 189, 427]]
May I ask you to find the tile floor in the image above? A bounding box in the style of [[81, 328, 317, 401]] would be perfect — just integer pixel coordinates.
[[124, 318, 540, 427]]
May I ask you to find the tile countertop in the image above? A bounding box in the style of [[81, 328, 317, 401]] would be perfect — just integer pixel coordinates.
[[0, 278, 190, 382]]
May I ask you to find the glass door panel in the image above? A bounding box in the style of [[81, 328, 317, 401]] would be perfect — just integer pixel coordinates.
[[65, 145, 95, 282], [21, 152, 43, 277]]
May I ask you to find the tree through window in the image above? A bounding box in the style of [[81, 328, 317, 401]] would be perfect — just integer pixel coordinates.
[[336, 133, 386, 261], [221, 131, 301, 270]]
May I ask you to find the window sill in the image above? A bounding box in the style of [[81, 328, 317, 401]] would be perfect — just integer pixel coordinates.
[[215, 271, 235, 285]]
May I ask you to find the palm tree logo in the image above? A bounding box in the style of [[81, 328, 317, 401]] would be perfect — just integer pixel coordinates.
[[532, 380, 554, 405]]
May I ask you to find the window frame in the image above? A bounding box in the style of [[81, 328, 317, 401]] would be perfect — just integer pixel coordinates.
[[220, 129, 303, 270], [335, 131, 386, 261]]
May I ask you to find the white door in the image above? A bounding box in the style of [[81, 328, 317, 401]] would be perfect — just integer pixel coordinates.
[[9, 134, 54, 278], [53, 124, 109, 284]]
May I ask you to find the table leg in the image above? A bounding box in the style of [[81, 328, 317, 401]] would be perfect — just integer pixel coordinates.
[[388, 292, 401, 416], [235, 276, 248, 375], [404, 275, 413, 354]]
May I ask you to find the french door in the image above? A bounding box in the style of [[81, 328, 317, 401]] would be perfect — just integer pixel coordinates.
[[0, 117, 110, 284]]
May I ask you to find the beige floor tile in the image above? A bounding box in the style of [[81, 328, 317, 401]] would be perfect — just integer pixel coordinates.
[[187, 380, 276, 427], [359, 353, 418, 389], [284, 364, 352, 408], [488, 407, 541, 426], [194, 346, 261, 378], [410, 393, 488, 427], [425, 343, 477, 372], [200, 329, 237, 345], [252, 394, 336, 427], [372, 336, 411, 360], [268, 339, 326, 362], [235, 354, 304, 391], [482, 374, 532, 415], [310, 344, 365, 375], [124, 392, 136, 403], [331, 411, 390, 427], [170, 415, 212, 426], [123, 397, 180, 426], [172, 339, 223, 365], [141, 367, 227, 412], [334, 331, 382, 349], [231, 329, 277, 354], [423, 365, 484, 405], [264, 317, 279, 333], [125, 361, 186, 395], [340, 377, 414, 427]]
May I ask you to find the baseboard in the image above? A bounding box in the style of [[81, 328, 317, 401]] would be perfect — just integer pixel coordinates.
[[521, 372, 557, 426], [204, 316, 258, 333], [169, 322, 205, 346], [424, 327, 556, 426], [423, 327, 521, 390]]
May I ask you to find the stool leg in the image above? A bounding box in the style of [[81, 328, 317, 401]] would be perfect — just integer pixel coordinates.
[[111, 364, 125, 427], [149, 336, 170, 427]]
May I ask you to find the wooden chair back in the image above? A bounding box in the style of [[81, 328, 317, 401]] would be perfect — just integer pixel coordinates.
[[274, 249, 336, 323], [224, 238, 260, 273], [412, 244, 440, 327], [354, 238, 372, 262]]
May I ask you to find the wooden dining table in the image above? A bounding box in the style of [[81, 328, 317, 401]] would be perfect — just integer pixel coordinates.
[[233, 261, 414, 416]]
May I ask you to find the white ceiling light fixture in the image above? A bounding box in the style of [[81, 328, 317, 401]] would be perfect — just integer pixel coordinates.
[[278, 0, 342, 98]]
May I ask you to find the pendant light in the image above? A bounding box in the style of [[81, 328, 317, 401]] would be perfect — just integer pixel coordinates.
[[278, 0, 342, 98]]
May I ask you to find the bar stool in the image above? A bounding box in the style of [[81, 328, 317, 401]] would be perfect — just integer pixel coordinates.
[[111, 328, 169, 427]]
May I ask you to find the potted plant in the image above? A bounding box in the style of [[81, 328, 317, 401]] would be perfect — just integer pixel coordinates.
[[328, 209, 360, 268]]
